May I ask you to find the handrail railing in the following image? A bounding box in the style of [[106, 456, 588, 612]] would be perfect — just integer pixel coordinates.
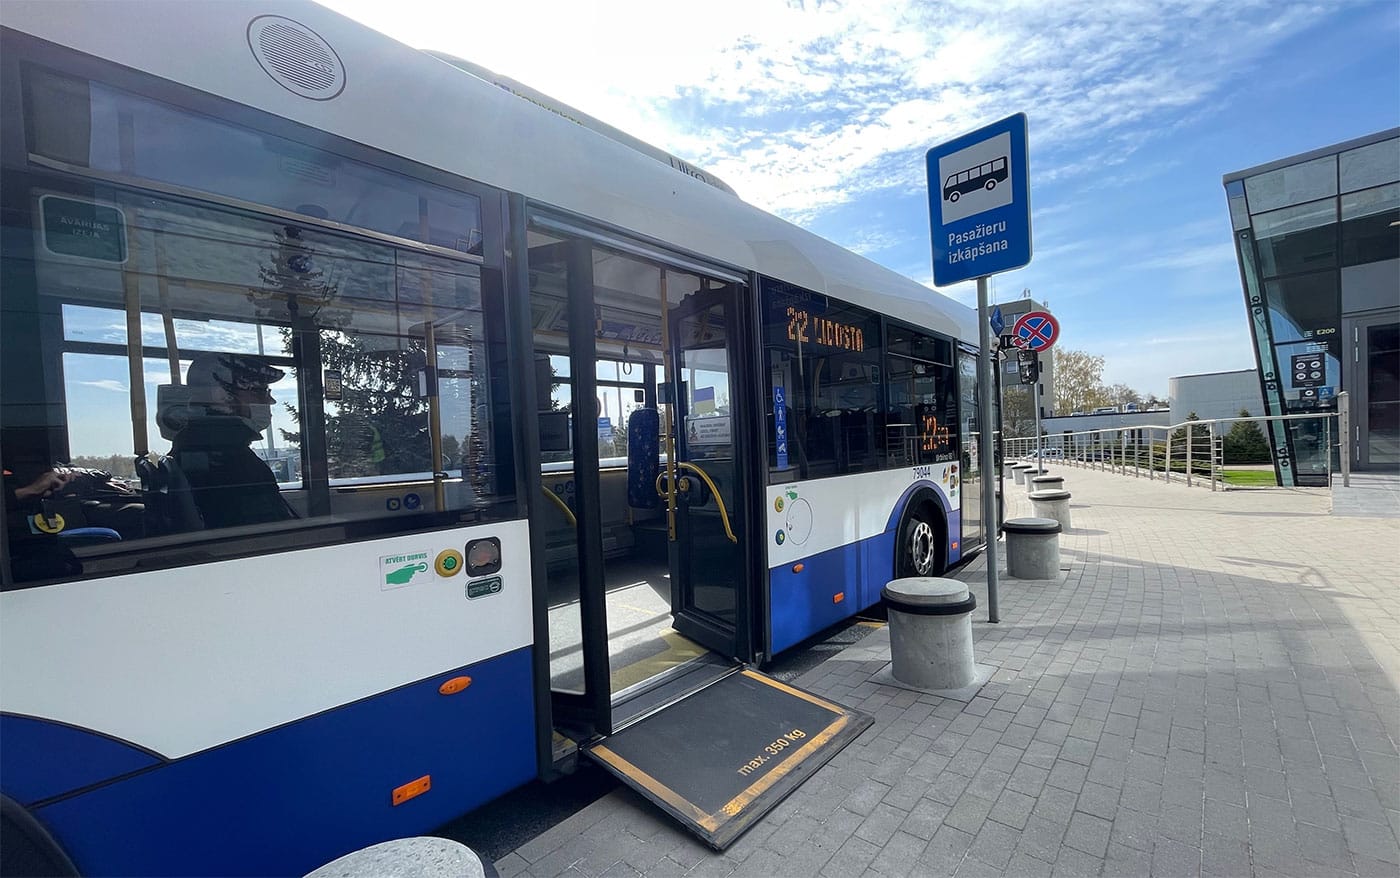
[[1004, 405, 1349, 490]]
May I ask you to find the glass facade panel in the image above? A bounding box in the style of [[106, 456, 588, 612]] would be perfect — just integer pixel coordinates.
[[1263, 272, 1339, 342], [1273, 338, 1340, 411], [1341, 182, 1400, 220], [1244, 155, 1337, 213], [1252, 199, 1338, 278], [1339, 138, 1400, 193], [1226, 180, 1251, 231]]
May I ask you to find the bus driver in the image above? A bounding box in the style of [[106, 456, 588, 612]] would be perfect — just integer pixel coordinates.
[[172, 353, 295, 529]]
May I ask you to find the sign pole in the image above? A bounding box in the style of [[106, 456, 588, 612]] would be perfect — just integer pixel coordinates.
[[1033, 353, 1043, 475], [928, 112, 1030, 628], [977, 275, 999, 624]]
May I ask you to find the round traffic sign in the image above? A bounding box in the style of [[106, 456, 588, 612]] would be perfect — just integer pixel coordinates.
[[1011, 311, 1060, 352]]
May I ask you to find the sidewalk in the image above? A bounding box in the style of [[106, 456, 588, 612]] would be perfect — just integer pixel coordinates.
[[496, 467, 1400, 878]]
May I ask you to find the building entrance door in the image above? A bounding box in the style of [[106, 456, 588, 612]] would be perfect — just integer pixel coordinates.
[[1345, 314, 1400, 470]]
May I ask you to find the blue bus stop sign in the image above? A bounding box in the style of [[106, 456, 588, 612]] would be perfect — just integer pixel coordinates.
[[927, 114, 1032, 287]]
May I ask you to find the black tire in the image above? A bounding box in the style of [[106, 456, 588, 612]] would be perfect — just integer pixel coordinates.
[[896, 501, 945, 579], [1, 796, 78, 877], [985, 178, 997, 191], [948, 191, 960, 203]]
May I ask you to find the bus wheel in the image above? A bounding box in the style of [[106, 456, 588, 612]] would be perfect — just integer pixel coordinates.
[[985, 178, 997, 191], [898, 503, 942, 578], [948, 191, 960, 203]]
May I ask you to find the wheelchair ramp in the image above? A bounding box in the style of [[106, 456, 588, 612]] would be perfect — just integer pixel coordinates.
[[584, 668, 872, 850]]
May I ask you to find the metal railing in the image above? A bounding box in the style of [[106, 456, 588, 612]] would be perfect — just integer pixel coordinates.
[[1003, 394, 1351, 491]]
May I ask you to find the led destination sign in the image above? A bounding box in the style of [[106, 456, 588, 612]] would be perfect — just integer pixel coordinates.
[[786, 306, 865, 352]]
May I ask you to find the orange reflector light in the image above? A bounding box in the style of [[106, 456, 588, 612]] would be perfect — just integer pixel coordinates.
[[951, 541, 959, 550], [833, 592, 845, 604], [792, 563, 804, 573], [438, 676, 472, 696], [392, 775, 431, 806]]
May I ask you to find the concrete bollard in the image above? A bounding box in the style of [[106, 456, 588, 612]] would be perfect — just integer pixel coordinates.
[[1028, 489, 1072, 529], [305, 838, 496, 878], [882, 577, 978, 690], [1024, 466, 1048, 493], [1030, 475, 1064, 494], [1011, 463, 1033, 485], [1004, 517, 1061, 579]]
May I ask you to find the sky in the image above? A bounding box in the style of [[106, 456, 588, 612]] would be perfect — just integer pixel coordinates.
[[314, 0, 1400, 397]]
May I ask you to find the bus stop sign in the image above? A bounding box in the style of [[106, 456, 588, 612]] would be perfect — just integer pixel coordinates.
[[926, 114, 1032, 287]]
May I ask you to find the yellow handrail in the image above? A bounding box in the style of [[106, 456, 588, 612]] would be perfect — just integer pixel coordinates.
[[671, 461, 738, 544], [540, 485, 577, 527]]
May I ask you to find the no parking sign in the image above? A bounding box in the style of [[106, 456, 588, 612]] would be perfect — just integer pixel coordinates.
[[1010, 311, 1059, 352]]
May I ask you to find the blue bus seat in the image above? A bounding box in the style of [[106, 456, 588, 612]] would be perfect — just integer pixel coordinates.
[[627, 408, 660, 509]]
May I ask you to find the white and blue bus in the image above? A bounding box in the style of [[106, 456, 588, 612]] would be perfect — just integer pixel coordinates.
[[0, 2, 992, 873]]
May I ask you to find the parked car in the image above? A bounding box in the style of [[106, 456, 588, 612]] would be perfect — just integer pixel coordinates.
[[1027, 448, 1064, 459]]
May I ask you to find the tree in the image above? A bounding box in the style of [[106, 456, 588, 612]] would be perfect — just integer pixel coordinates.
[[1052, 348, 1113, 415], [1171, 411, 1209, 443], [1105, 383, 1143, 409], [256, 226, 432, 478], [1223, 409, 1271, 464], [1001, 385, 1036, 438]]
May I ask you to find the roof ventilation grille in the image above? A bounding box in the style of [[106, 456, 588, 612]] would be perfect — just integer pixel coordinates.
[[247, 15, 345, 101]]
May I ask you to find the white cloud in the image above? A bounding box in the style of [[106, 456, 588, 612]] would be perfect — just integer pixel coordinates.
[[318, 0, 1353, 223], [79, 379, 127, 393]]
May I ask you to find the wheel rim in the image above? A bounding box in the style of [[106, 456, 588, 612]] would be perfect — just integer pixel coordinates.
[[910, 520, 935, 575]]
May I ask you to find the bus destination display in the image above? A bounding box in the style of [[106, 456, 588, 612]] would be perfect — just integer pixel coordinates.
[[786, 306, 865, 352], [918, 404, 955, 462]]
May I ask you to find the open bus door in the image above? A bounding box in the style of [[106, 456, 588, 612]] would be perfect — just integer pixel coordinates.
[[525, 225, 872, 849], [586, 284, 873, 851], [659, 284, 753, 660]]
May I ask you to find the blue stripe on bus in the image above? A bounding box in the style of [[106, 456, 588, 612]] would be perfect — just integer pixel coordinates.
[[0, 714, 163, 806], [28, 646, 536, 877]]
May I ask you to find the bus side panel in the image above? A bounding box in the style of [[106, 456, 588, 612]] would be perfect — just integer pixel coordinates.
[[765, 470, 959, 655], [768, 538, 867, 656], [0, 714, 161, 806], [31, 646, 535, 878]]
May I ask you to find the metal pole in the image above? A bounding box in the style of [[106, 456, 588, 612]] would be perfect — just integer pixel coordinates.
[[1148, 432, 1154, 480], [1208, 422, 1217, 492], [1033, 354, 1043, 476], [1186, 425, 1194, 487], [977, 275, 1000, 624], [1326, 416, 1333, 488], [1338, 392, 1351, 487]]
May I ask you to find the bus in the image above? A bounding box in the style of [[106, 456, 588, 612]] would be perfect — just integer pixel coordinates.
[[942, 156, 1008, 202], [0, 2, 989, 873]]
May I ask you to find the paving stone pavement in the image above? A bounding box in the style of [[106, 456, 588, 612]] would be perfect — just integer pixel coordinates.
[[494, 467, 1400, 877]]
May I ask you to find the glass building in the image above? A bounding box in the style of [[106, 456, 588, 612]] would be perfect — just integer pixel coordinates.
[[1224, 129, 1399, 486]]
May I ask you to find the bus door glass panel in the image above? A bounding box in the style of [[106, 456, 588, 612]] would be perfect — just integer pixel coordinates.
[[525, 234, 591, 695], [958, 351, 983, 549], [668, 290, 743, 656]]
